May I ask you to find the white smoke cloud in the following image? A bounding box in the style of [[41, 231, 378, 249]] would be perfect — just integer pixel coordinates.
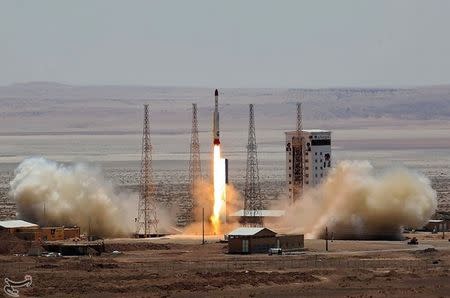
[[9, 157, 137, 237], [276, 161, 437, 240]]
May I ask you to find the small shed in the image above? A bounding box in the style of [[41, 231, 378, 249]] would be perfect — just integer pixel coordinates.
[[228, 227, 277, 254], [0, 220, 39, 240], [424, 219, 449, 232]]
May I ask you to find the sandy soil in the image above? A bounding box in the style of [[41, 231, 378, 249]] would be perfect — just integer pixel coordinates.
[[0, 233, 449, 297]]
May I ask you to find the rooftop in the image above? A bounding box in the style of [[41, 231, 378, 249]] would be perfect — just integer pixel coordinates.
[[228, 227, 275, 236], [0, 220, 38, 229], [285, 129, 331, 134]]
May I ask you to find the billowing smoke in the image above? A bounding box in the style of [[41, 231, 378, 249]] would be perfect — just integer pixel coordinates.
[[9, 157, 136, 237], [276, 161, 437, 240]]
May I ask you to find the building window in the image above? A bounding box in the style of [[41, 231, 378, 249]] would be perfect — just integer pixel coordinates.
[[315, 152, 317, 155], [320, 159, 322, 162], [289, 159, 291, 162], [289, 181, 291, 184], [315, 159, 317, 162], [320, 174, 323, 177], [289, 167, 291, 170], [324, 162, 326, 167], [306, 181, 309, 184], [289, 174, 291, 177], [320, 152, 322, 155], [315, 174, 318, 177]]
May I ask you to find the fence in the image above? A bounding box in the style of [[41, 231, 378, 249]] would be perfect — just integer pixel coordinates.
[[1, 255, 444, 277]]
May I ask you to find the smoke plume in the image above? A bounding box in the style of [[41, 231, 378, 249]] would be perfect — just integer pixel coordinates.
[[276, 161, 437, 240], [9, 157, 136, 237]]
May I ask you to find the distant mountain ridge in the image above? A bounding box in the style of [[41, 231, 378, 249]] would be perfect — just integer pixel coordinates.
[[0, 82, 449, 134]]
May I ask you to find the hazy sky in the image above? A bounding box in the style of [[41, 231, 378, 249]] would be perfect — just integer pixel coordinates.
[[2, 0, 450, 88]]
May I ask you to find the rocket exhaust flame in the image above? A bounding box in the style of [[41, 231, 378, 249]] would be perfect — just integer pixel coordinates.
[[211, 145, 226, 234]]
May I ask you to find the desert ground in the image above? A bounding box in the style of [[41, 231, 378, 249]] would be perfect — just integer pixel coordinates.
[[1, 84, 450, 297], [0, 233, 449, 297]]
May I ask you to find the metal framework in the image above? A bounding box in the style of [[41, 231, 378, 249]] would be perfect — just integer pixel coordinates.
[[178, 103, 202, 226], [291, 102, 304, 202], [244, 104, 263, 225], [136, 104, 158, 236]]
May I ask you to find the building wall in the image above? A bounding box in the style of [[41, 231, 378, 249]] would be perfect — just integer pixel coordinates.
[[8, 227, 39, 241], [277, 234, 304, 250], [2, 226, 80, 242], [285, 130, 331, 202], [228, 237, 244, 253], [250, 237, 277, 253], [40, 227, 65, 241], [64, 227, 80, 239], [228, 236, 277, 254]]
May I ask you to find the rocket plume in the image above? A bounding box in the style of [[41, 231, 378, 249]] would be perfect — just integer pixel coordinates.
[[9, 157, 135, 237], [211, 145, 226, 234]]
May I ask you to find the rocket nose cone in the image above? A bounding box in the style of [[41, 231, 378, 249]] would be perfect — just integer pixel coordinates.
[[215, 89, 218, 96]]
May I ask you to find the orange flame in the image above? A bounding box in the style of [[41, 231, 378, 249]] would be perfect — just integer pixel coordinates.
[[210, 145, 226, 234]]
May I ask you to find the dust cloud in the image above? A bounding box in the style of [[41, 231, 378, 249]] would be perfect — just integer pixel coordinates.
[[9, 157, 136, 237], [275, 161, 437, 240]]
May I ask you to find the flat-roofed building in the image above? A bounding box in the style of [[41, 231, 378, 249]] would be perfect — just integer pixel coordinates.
[[285, 129, 331, 202]]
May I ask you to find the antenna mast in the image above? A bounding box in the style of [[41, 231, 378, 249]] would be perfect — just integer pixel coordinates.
[[179, 103, 202, 226], [136, 104, 158, 236], [292, 102, 303, 202], [244, 104, 263, 226]]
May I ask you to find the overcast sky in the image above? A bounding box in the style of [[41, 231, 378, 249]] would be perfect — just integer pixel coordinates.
[[1, 0, 450, 88]]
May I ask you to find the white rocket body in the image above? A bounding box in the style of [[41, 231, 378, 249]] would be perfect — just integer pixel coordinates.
[[213, 89, 220, 145]]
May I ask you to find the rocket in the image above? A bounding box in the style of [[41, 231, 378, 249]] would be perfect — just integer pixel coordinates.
[[213, 89, 220, 145]]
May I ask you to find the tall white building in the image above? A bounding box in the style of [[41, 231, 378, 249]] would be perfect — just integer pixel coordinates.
[[285, 129, 331, 202]]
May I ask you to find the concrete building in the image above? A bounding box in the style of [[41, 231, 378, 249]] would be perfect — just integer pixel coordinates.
[[227, 227, 304, 254], [285, 129, 331, 202]]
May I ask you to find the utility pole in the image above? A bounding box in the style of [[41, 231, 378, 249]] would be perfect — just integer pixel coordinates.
[[202, 207, 205, 245], [325, 226, 329, 252], [136, 104, 158, 237], [244, 104, 263, 226]]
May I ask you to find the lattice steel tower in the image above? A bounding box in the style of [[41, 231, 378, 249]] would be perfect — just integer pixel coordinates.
[[292, 102, 304, 201], [178, 103, 202, 226], [136, 104, 158, 236], [244, 104, 263, 225]]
